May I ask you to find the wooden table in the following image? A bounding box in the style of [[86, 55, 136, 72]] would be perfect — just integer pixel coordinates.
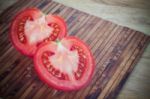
[[0, 0, 150, 97]]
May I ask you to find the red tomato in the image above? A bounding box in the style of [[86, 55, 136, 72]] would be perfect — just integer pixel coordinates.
[[34, 36, 95, 91], [10, 8, 67, 57]]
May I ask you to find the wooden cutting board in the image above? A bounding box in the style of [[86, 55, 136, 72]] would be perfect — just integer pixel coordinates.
[[0, 0, 149, 99]]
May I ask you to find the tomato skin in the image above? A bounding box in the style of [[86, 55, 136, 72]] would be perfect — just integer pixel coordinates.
[[34, 36, 95, 91], [10, 8, 67, 57]]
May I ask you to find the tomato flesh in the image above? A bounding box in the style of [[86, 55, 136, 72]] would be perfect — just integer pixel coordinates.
[[10, 8, 67, 57], [34, 37, 94, 91], [24, 15, 53, 45]]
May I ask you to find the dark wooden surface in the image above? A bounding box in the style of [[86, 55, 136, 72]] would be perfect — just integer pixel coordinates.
[[0, 0, 149, 99]]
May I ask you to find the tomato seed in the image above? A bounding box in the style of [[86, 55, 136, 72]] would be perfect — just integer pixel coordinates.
[[45, 62, 51, 68], [55, 28, 60, 32], [48, 37, 52, 41], [82, 55, 86, 59], [50, 23, 55, 27], [44, 39, 49, 43], [19, 34, 23, 38], [43, 52, 48, 57], [56, 72, 62, 78], [27, 16, 31, 20], [20, 37, 24, 42], [51, 68, 56, 75], [18, 28, 23, 32], [70, 46, 75, 50], [48, 67, 53, 72], [54, 24, 59, 28], [22, 19, 26, 22], [19, 32, 23, 35], [19, 22, 24, 25], [43, 59, 49, 64], [50, 36, 55, 40], [79, 49, 83, 53], [55, 70, 60, 75], [51, 71, 55, 75], [75, 46, 79, 49], [61, 73, 66, 80], [44, 51, 54, 56], [80, 63, 84, 68], [75, 72, 81, 78], [19, 36, 24, 41], [19, 33, 24, 38], [48, 65, 53, 70], [52, 68, 56, 72], [78, 69, 83, 73], [46, 64, 50, 68], [79, 57, 85, 63], [53, 32, 58, 36]]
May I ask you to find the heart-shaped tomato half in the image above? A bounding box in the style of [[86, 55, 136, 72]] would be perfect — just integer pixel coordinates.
[[34, 36, 94, 91], [10, 8, 67, 57]]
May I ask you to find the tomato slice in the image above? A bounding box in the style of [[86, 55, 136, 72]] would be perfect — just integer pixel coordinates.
[[10, 8, 67, 57], [34, 36, 94, 91]]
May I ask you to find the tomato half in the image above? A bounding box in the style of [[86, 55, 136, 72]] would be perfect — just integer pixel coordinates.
[[10, 8, 67, 57], [34, 36, 94, 91]]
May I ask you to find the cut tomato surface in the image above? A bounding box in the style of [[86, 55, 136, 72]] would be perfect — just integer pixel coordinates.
[[34, 36, 95, 91], [10, 8, 67, 57]]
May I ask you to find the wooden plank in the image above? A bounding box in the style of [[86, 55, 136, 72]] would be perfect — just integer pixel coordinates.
[[97, 32, 144, 99], [0, 0, 149, 99], [101, 36, 150, 99]]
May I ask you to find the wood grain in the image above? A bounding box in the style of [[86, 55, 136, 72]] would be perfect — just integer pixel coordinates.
[[0, 0, 149, 99]]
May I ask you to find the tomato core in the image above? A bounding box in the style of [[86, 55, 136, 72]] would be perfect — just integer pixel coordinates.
[[25, 15, 53, 44]]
